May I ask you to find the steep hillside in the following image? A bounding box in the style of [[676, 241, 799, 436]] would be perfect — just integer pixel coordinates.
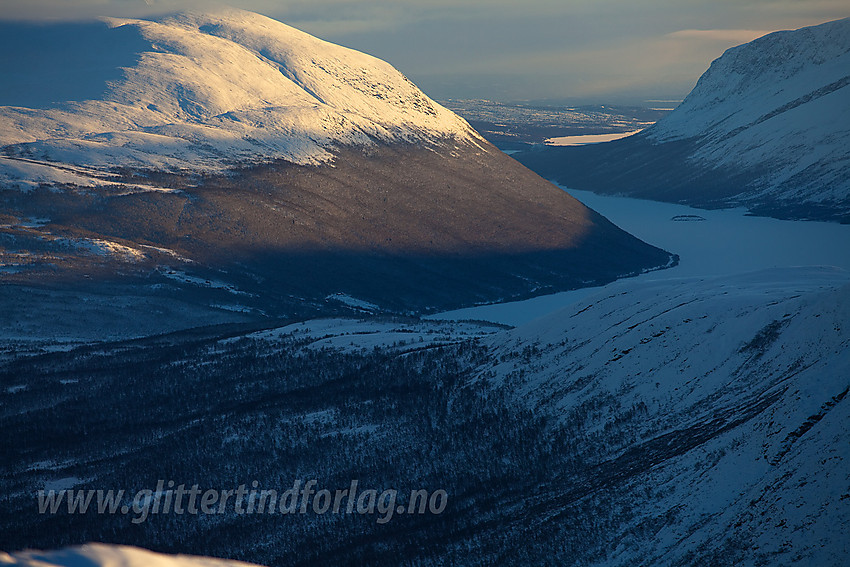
[[484, 266, 850, 564], [517, 18, 850, 222], [0, 9, 673, 318]]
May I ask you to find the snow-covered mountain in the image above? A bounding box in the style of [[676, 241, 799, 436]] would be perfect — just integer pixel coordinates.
[[517, 17, 850, 222], [0, 9, 475, 188], [0, 544, 264, 567], [2, 267, 846, 565], [482, 266, 850, 565], [2, 11, 846, 565], [0, 9, 674, 316]]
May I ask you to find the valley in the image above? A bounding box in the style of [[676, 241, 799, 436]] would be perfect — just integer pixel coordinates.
[[1, 7, 847, 567]]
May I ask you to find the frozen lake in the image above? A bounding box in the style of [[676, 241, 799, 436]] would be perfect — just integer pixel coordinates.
[[428, 187, 850, 326], [544, 129, 645, 146]]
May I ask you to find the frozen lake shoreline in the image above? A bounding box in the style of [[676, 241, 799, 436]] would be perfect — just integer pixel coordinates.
[[428, 187, 850, 326]]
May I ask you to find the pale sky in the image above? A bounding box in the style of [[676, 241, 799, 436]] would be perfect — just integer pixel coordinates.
[[1, 0, 847, 103]]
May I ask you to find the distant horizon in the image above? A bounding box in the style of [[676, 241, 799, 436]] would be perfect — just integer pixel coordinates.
[[0, 1, 847, 103], [434, 95, 686, 107]]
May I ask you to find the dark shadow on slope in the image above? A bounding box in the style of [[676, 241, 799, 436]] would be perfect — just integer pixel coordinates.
[[229, 237, 674, 314], [0, 21, 152, 108], [515, 134, 753, 206], [515, 135, 850, 223], [1, 142, 676, 318]]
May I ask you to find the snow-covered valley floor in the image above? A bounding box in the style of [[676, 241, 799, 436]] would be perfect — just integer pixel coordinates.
[[429, 188, 850, 326]]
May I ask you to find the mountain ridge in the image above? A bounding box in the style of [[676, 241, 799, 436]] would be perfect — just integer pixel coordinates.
[[0, 8, 479, 188], [516, 17, 850, 222], [0, 9, 674, 318]]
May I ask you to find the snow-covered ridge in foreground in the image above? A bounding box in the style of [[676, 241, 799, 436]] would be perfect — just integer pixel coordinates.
[[0, 543, 264, 567], [0, 9, 478, 187], [485, 266, 850, 565]]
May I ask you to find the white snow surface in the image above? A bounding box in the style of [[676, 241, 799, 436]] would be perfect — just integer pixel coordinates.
[[0, 9, 478, 188], [645, 17, 850, 204], [0, 544, 264, 567], [484, 266, 850, 564], [228, 317, 502, 354]]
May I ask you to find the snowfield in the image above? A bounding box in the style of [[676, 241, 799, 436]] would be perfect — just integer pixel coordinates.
[[0, 9, 480, 189]]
